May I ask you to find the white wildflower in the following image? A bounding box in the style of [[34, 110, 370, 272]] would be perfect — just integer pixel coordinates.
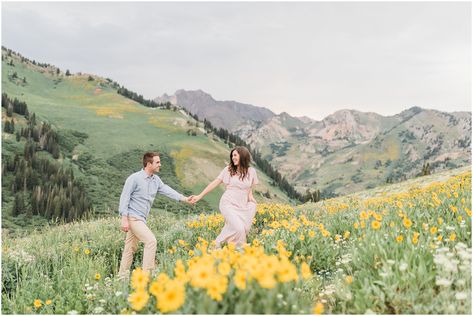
[[456, 279, 466, 286], [399, 262, 408, 271], [93, 307, 104, 314], [455, 292, 468, 300], [435, 277, 452, 287]]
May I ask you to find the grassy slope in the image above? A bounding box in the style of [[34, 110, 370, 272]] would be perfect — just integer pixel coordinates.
[[1, 53, 290, 227], [297, 165, 472, 214], [2, 165, 470, 313]]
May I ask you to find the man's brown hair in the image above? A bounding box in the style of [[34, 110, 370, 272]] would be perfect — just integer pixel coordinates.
[[143, 152, 160, 168]]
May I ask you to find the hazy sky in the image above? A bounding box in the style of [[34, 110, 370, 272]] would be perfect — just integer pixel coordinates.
[[2, 1, 471, 120]]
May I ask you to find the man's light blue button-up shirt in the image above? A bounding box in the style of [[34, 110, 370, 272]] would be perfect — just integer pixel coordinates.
[[118, 169, 184, 222]]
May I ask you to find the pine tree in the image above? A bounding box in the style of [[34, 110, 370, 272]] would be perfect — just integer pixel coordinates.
[[3, 120, 11, 133], [12, 193, 24, 217]]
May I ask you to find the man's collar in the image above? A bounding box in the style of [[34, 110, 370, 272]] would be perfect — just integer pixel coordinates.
[[140, 169, 155, 179]]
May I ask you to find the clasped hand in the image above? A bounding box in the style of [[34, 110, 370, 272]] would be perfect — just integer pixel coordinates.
[[184, 195, 202, 205]]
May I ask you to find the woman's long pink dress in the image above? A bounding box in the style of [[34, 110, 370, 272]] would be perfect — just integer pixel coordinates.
[[215, 166, 259, 247]]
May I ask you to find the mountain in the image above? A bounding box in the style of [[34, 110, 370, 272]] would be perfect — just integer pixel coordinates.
[[1, 48, 291, 232], [155, 89, 275, 131], [156, 90, 472, 197]]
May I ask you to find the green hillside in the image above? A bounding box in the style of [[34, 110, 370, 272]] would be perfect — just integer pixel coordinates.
[[1, 48, 290, 232]]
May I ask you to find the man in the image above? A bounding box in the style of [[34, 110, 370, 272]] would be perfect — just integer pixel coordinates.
[[118, 152, 194, 279]]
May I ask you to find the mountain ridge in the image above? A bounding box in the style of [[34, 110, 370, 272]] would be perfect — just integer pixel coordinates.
[[155, 89, 471, 197]]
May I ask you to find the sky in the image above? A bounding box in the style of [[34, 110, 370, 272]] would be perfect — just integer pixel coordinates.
[[1, 1, 471, 120]]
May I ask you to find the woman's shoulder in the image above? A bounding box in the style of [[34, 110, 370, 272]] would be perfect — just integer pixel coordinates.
[[219, 165, 230, 176]]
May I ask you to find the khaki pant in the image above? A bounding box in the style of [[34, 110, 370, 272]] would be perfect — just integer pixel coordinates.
[[118, 217, 157, 279]]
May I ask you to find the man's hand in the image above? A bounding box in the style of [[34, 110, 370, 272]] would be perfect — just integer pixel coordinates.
[[182, 195, 196, 205], [121, 216, 129, 233], [188, 195, 196, 204]]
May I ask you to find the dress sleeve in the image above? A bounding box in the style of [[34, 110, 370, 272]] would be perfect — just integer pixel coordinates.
[[251, 168, 259, 186], [217, 167, 230, 185]]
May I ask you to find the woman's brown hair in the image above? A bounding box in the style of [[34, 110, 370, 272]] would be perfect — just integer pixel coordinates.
[[228, 146, 252, 181]]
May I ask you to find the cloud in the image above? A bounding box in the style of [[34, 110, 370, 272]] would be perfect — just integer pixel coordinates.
[[2, 1, 470, 120]]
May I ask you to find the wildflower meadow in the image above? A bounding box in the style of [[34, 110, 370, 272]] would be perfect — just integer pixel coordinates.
[[1, 169, 471, 314]]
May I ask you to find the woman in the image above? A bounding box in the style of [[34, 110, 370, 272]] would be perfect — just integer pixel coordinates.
[[191, 146, 258, 248]]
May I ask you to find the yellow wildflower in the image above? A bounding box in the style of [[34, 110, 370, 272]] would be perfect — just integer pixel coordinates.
[[345, 275, 353, 284], [189, 263, 214, 288], [34, 299, 42, 308], [322, 230, 330, 237], [449, 233, 456, 242], [234, 269, 247, 290], [131, 268, 150, 291], [156, 280, 185, 313], [313, 302, 324, 315], [128, 290, 149, 311], [218, 262, 231, 276], [371, 220, 381, 230], [257, 271, 277, 289], [403, 217, 412, 229], [300, 262, 312, 280]]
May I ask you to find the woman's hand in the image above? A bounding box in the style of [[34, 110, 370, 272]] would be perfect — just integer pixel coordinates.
[[191, 194, 204, 204], [248, 196, 257, 203]]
